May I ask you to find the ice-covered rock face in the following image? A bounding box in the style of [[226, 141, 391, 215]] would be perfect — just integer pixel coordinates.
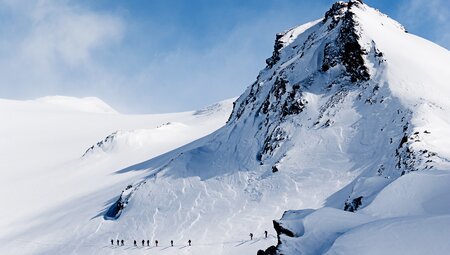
[[227, 0, 413, 176], [231, 0, 368, 122]]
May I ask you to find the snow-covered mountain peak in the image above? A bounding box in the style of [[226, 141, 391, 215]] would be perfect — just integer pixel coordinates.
[[228, 0, 449, 167], [322, 0, 405, 31], [323, 1, 355, 21]]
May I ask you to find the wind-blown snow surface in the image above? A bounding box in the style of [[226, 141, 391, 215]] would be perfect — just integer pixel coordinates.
[[2, 1, 450, 255], [0, 96, 234, 254]]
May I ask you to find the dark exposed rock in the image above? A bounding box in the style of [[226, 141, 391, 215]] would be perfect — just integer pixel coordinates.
[[265, 246, 278, 255], [273, 219, 295, 244], [104, 182, 146, 220], [344, 196, 363, 212], [324, 2, 350, 29], [82, 132, 116, 157], [321, 42, 340, 72], [338, 12, 370, 82], [231, 82, 260, 121], [398, 135, 408, 148], [257, 246, 278, 255], [105, 194, 126, 220], [321, 0, 370, 83], [261, 95, 271, 114], [261, 127, 286, 159], [272, 165, 279, 173], [282, 85, 308, 117], [266, 33, 285, 68]]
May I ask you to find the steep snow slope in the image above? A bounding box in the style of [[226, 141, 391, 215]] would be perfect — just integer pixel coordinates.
[[0, 96, 233, 253], [2, 1, 450, 255]]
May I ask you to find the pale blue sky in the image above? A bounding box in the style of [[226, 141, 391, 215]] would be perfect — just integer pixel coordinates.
[[0, 0, 448, 113]]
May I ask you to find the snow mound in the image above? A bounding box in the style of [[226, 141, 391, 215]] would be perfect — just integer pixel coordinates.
[[326, 215, 450, 255], [274, 170, 450, 255], [35, 96, 118, 114], [362, 170, 450, 218], [193, 97, 237, 116]]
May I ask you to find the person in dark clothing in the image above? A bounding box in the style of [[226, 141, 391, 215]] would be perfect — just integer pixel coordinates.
[[134, 240, 137, 246], [171, 240, 174, 247], [155, 240, 159, 247], [265, 230, 268, 238], [111, 239, 114, 245], [121, 240, 124, 246], [147, 240, 150, 246], [188, 240, 191, 246], [250, 233, 253, 240], [117, 239, 120, 246], [142, 240, 145, 246]]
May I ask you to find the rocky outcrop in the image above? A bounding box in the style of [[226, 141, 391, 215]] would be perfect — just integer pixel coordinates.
[[266, 33, 286, 68]]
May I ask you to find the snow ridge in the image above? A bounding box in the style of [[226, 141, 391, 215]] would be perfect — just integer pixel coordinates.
[[35, 96, 118, 114]]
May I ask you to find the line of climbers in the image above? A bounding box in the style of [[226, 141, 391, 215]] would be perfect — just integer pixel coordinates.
[[111, 239, 190, 247], [110, 230, 268, 247]]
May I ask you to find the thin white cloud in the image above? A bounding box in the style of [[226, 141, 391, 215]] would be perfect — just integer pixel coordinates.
[[22, 2, 123, 66], [0, 0, 125, 101]]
